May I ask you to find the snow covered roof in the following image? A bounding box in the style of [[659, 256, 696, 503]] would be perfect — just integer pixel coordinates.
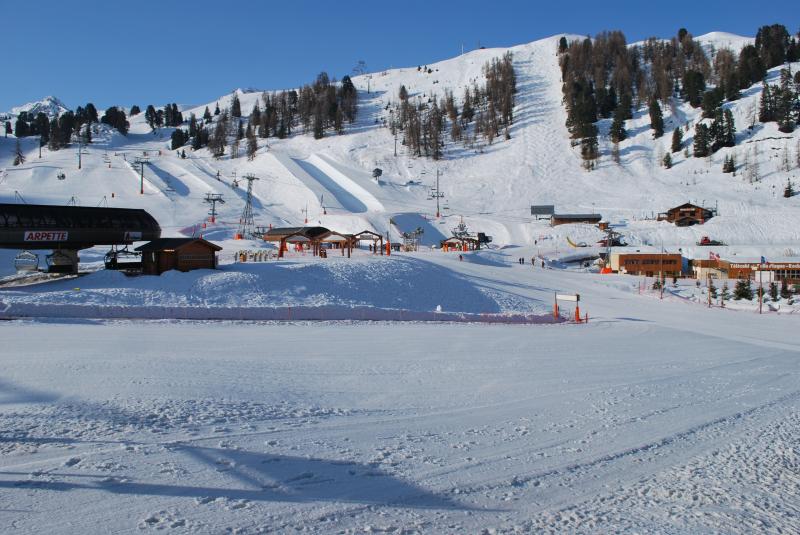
[[135, 238, 221, 252]]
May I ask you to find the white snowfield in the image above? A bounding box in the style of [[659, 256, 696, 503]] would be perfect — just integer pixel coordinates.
[[1, 30, 800, 533], [1, 279, 799, 533]]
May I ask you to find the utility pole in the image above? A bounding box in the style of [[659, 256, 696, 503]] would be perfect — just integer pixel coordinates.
[[204, 193, 225, 223], [758, 267, 763, 315], [428, 168, 444, 218], [302, 203, 309, 224]]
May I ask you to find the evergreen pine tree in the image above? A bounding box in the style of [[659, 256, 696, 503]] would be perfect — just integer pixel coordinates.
[[694, 123, 710, 157], [609, 105, 627, 143], [734, 278, 754, 300], [246, 124, 257, 161], [144, 105, 159, 130], [723, 154, 737, 173], [4, 121, 11, 137], [723, 109, 736, 147], [203, 106, 212, 122], [231, 93, 241, 118], [214, 103, 220, 115], [721, 282, 730, 303], [785, 179, 795, 197], [781, 279, 791, 299], [649, 99, 664, 138], [769, 281, 779, 301], [618, 92, 633, 120], [777, 68, 796, 133], [759, 80, 773, 122], [14, 117, 29, 137], [662, 152, 672, 168], [580, 132, 599, 170], [12, 138, 25, 166], [671, 127, 683, 153], [47, 118, 61, 150], [130, 105, 140, 116]]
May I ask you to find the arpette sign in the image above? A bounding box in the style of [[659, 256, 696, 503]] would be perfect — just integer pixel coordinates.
[[24, 230, 69, 242]]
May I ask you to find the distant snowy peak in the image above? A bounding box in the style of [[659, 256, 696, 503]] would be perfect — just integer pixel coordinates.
[[5, 96, 70, 120], [629, 32, 753, 56], [695, 32, 754, 55]]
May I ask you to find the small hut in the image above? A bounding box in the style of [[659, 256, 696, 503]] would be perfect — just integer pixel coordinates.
[[135, 238, 222, 275]]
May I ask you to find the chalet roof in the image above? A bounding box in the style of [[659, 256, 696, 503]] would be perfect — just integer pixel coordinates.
[[264, 226, 330, 239], [353, 230, 383, 239], [668, 202, 709, 211], [135, 238, 222, 252], [551, 214, 602, 220]]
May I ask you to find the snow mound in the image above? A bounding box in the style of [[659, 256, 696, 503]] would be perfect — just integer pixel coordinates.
[[0, 255, 544, 316]]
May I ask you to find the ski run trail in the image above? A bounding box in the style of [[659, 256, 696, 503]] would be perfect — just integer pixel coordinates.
[[1, 31, 800, 533]]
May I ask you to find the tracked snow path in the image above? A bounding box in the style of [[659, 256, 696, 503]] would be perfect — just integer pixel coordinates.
[[1, 315, 799, 534], [271, 152, 383, 215]]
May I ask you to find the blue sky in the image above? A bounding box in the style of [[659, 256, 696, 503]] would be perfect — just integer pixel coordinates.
[[3, 0, 798, 112]]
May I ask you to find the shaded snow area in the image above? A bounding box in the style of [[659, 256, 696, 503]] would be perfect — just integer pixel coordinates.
[[1, 311, 799, 534], [0, 254, 540, 317]]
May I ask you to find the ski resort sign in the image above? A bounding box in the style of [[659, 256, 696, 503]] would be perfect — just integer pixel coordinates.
[[24, 230, 68, 242]]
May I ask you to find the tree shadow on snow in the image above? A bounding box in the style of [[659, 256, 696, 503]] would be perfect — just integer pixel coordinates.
[[0, 445, 481, 511]]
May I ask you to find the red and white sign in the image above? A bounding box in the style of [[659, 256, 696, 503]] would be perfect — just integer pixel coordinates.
[[24, 230, 69, 242]]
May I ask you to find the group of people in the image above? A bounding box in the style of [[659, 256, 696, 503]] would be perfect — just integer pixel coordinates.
[[518, 257, 546, 269]]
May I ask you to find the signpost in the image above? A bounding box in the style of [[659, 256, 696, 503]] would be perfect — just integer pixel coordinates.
[[554, 293, 584, 322]]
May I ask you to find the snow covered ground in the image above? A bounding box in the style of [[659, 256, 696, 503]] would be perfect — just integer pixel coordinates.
[[2, 249, 800, 533]]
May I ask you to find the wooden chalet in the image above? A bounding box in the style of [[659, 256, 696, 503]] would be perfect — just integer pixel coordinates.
[[263, 226, 356, 258], [550, 213, 603, 226], [658, 203, 715, 226], [135, 238, 221, 275], [609, 252, 684, 277]]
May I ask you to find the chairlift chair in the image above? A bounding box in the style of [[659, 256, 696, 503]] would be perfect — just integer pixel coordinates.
[[14, 251, 39, 272], [46, 250, 75, 273], [104, 246, 142, 270]]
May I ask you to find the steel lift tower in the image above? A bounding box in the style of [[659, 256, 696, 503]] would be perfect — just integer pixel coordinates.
[[204, 193, 225, 223], [236, 174, 259, 239]]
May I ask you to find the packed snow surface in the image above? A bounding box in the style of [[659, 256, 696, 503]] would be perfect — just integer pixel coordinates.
[[2, 255, 800, 533]]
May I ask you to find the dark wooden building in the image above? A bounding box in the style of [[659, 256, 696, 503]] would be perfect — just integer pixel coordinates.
[[550, 214, 603, 226], [135, 238, 221, 275], [658, 203, 715, 226], [610, 252, 684, 277]]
